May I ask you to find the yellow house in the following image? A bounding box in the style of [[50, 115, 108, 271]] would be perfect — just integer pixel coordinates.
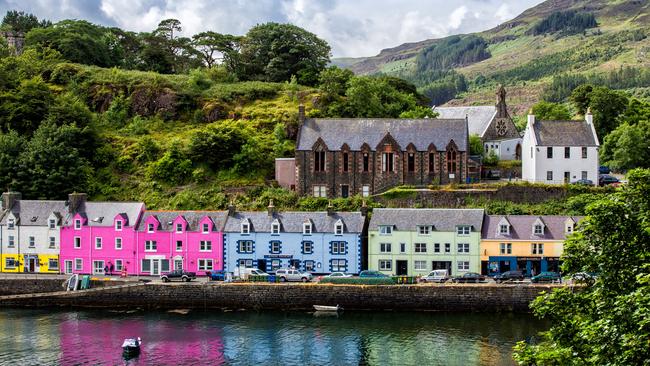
[[480, 215, 581, 276]]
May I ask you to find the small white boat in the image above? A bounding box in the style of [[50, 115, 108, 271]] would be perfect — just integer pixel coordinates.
[[313, 305, 341, 312], [121, 337, 141, 356]]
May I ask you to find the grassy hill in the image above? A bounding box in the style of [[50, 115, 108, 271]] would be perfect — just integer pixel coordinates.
[[334, 0, 650, 112]]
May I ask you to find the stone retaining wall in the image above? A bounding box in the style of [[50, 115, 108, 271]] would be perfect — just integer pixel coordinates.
[[0, 282, 563, 312], [0, 279, 131, 296]]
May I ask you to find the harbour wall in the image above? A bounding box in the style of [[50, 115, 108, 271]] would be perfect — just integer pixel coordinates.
[[0, 278, 131, 296], [0, 282, 564, 312]]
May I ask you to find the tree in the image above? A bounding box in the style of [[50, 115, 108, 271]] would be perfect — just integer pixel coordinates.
[[570, 85, 629, 139], [1, 10, 50, 33], [531, 101, 572, 120], [469, 134, 484, 156], [398, 106, 438, 119], [319, 66, 353, 99], [188, 120, 249, 170], [0, 76, 52, 134], [569, 84, 593, 113], [192, 31, 241, 69], [345, 76, 417, 118], [600, 119, 650, 171], [147, 141, 192, 185], [513, 169, 650, 365], [155, 19, 182, 41], [237, 23, 331, 85], [0, 130, 26, 191]]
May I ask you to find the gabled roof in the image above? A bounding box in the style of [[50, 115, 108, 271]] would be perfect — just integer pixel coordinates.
[[0, 200, 67, 226], [532, 120, 598, 146], [297, 118, 467, 151], [65, 202, 144, 227], [369, 208, 485, 232], [224, 211, 365, 234], [136, 211, 227, 232], [482, 215, 584, 241], [433, 106, 496, 137]]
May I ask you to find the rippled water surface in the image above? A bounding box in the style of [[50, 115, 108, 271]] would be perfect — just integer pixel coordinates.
[[0, 308, 546, 365]]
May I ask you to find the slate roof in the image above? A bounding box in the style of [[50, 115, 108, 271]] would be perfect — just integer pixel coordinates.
[[0, 200, 67, 226], [64, 201, 145, 227], [224, 211, 365, 234], [532, 120, 598, 146], [482, 215, 584, 241], [433, 106, 496, 137], [297, 118, 468, 151], [369, 208, 485, 232], [136, 211, 228, 232]]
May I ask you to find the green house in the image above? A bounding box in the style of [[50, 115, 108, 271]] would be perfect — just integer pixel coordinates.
[[368, 208, 484, 276]]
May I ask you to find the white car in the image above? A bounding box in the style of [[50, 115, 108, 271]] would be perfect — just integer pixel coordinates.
[[325, 272, 352, 278], [421, 269, 450, 283], [275, 269, 312, 282]]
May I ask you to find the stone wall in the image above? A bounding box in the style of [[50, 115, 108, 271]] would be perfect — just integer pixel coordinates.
[[0, 279, 132, 296], [0, 282, 563, 312]]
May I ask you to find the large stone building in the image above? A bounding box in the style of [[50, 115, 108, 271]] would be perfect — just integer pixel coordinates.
[[434, 85, 522, 160], [293, 107, 469, 198]]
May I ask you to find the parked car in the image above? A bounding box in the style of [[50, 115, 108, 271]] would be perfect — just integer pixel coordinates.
[[599, 165, 611, 174], [486, 170, 501, 180], [599, 174, 620, 186], [531, 272, 561, 283], [571, 179, 594, 186], [238, 268, 269, 280], [420, 269, 450, 283], [275, 269, 312, 282], [359, 270, 389, 278], [208, 270, 227, 281], [325, 272, 352, 278], [570, 272, 597, 285], [160, 270, 196, 283], [451, 272, 486, 283], [493, 270, 524, 283]]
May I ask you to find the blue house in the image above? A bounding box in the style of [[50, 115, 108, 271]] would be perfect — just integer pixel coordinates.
[[223, 203, 366, 275]]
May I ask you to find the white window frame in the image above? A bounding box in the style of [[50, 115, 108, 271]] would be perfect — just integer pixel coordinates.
[[93, 260, 105, 274], [444, 243, 451, 253], [200, 240, 212, 252], [418, 226, 430, 235], [414, 243, 427, 253], [75, 258, 83, 271], [335, 221, 343, 235], [499, 224, 509, 235], [198, 259, 213, 271], [302, 241, 313, 254], [313, 185, 327, 198], [49, 219, 56, 229], [95, 237, 102, 249], [331, 241, 346, 255], [64, 260, 73, 274], [115, 237, 122, 250], [500, 243, 512, 254], [457, 243, 470, 253], [145, 240, 157, 252], [49, 236, 56, 249], [147, 223, 154, 233], [534, 225, 543, 235], [176, 240, 183, 252], [400, 243, 406, 253], [176, 223, 183, 233], [270, 241, 281, 254], [115, 220, 123, 231], [7, 235, 14, 248], [379, 243, 392, 253], [239, 240, 253, 253], [202, 223, 210, 233], [74, 219, 81, 230], [271, 221, 280, 235], [379, 226, 392, 235], [28, 236, 35, 248], [434, 243, 440, 253], [331, 259, 347, 272], [241, 222, 250, 235], [414, 260, 427, 271], [379, 260, 392, 271], [74, 237, 81, 249], [48, 258, 59, 270], [456, 226, 471, 235], [7, 219, 15, 230], [457, 261, 470, 271], [115, 259, 123, 271], [362, 185, 370, 197], [303, 222, 312, 235]]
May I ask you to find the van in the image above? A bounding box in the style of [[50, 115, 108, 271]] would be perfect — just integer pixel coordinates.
[[237, 267, 269, 280], [421, 269, 450, 283]]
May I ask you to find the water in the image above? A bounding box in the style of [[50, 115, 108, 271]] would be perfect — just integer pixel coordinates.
[[0, 309, 546, 366]]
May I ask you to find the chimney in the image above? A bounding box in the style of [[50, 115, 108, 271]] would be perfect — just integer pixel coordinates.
[[585, 107, 593, 125], [360, 200, 369, 217], [68, 192, 87, 213], [327, 200, 335, 216], [2, 191, 21, 210], [527, 109, 535, 126], [298, 105, 305, 124], [227, 202, 236, 217], [267, 199, 275, 217]]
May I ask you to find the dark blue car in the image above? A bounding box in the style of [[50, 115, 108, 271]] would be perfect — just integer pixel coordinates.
[[599, 166, 611, 174], [208, 270, 227, 281]]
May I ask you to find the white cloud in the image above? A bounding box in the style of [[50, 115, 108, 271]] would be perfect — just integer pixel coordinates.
[[495, 3, 513, 22], [448, 6, 468, 29]]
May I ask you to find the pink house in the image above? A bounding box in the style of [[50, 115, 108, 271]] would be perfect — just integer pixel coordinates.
[[59, 193, 145, 275], [135, 211, 227, 276]]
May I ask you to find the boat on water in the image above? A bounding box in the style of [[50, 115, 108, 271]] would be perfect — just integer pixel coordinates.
[[313, 305, 341, 312], [121, 337, 141, 357]]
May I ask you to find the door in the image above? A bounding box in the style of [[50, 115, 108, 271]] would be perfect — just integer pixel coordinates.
[[564, 171, 570, 184], [258, 260, 267, 273], [396, 260, 408, 276], [341, 185, 349, 198], [28, 257, 36, 272], [174, 259, 183, 271], [289, 259, 300, 270], [432, 261, 452, 275], [515, 144, 521, 160], [65, 260, 73, 274], [152, 260, 160, 276]]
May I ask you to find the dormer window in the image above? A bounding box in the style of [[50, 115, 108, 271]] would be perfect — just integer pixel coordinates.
[[418, 226, 430, 235], [499, 224, 509, 235], [49, 219, 56, 229], [566, 224, 573, 234], [241, 221, 250, 235], [379, 226, 392, 235], [176, 223, 183, 233], [534, 224, 543, 235], [271, 220, 280, 235], [335, 220, 344, 235], [74, 219, 81, 230], [456, 226, 471, 236], [115, 220, 123, 231], [202, 223, 209, 233], [303, 222, 312, 235], [7, 219, 14, 230], [147, 223, 154, 233]]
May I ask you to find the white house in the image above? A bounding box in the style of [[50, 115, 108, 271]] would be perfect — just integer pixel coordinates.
[[522, 110, 599, 185], [434, 85, 522, 160]]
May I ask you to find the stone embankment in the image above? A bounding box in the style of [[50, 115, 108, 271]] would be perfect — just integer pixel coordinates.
[[0, 280, 564, 312], [0, 277, 133, 296]]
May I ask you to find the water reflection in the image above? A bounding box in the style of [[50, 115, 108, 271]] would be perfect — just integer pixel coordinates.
[[0, 309, 546, 366]]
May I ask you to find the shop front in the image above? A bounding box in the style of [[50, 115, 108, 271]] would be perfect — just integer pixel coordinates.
[[485, 256, 560, 277]]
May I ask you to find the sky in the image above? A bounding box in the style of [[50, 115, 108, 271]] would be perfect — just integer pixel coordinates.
[[0, 0, 544, 58]]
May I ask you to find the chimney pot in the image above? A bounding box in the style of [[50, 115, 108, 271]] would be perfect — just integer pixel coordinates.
[[227, 202, 236, 217], [327, 200, 335, 216], [2, 191, 21, 211], [68, 192, 87, 214], [298, 105, 305, 124], [360, 200, 369, 217], [267, 199, 275, 217]]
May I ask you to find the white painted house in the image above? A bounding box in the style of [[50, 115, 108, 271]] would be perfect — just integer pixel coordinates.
[[522, 111, 599, 185]]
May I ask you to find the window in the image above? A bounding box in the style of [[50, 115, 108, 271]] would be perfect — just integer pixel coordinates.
[[147, 223, 154, 233], [145, 240, 157, 251], [499, 224, 509, 234], [547, 147, 553, 159], [176, 223, 183, 233], [434, 243, 440, 253], [238, 240, 254, 253], [176, 240, 183, 252], [28, 236, 35, 248], [95, 237, 102, 249], [74, 237, 81, 249], [444, 243, 451, 253], [270, 241, 281, 254], [447, 149, 457, 173], [314, 150, 326, 172], [198, 259, 213, 271], [49, 219, 56, 229], [534, 225, 543, 235], [200, 240, 212, 252], [379, 226, 392, 235], [64, 260, 72, 274], [380, 243, 392, 253], [415, 243, 427, 253], [457, 226, 470, 235], [331, 259, 347, 272], [5, 258, 16, 269], [115, 259, 123, 271], [457, 261, 470, 271], [75, 258, 83, 271], [331, 241, 346, 254], [202, 223, 210, 233], [48, 259, 59, 270], [303, 222, 312, 235], [141, 259, 151, 272], [271, 221, 280, 235], [302, 241, 313, 254], [362, 185, 370, 197], [532, 243, 544, 255], [546, 171, 553, 181], [74, 219, 81, 230], [564, 147, 570, 158], [500, 243, 512, 254], [418, 226, 430, 235], [335, 221, 343, 235], [566, 224, 574, 234], [93, 260, 104, 274], [241, 222, 250, 235], [428, 152, 435, 172], [582, 147, 587, 159], [342, 152, 349, 172], [582, 171, 588, 180], [49, 237, 56, 249], [313, 185, 327, 198], [407, 153, 415, 172], [414, 261, 427, 271], [238, 259, 254, 268], [363, 153, 369, 172], [305, 260, 315, 271], [379, 260, 392, 271], [115, 220, 123, 231], [271, 259, 281, 271], [7, 236, 14, 248], [382, 152, 394, 172], [400, 243, 406, 253], [8, 219, 14, 230], [458, 243, 470, 253]]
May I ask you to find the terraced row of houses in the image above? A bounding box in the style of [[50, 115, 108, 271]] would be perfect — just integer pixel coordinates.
[[0, 191, 579, 277]]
